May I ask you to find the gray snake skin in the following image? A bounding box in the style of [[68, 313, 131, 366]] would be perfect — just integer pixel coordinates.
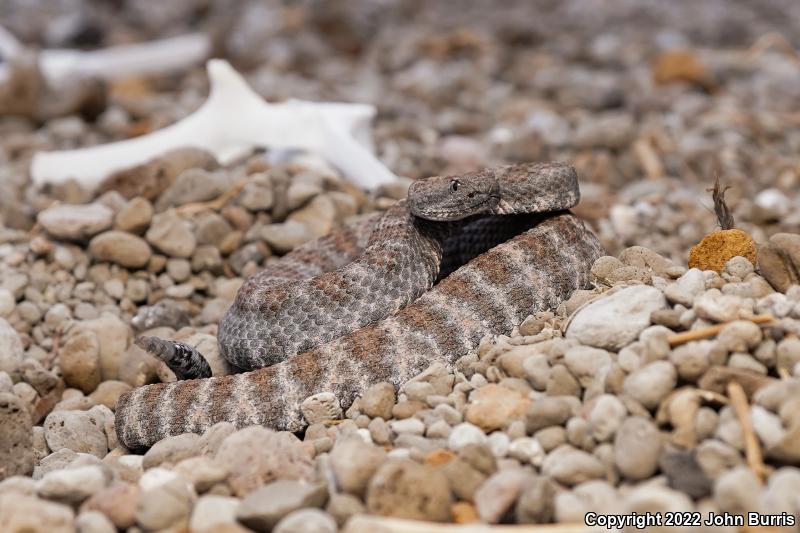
[[116, 162, 604, 449]]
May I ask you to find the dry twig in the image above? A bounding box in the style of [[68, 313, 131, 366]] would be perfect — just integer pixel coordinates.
[[727, 381, 769, 483], [175, 179, 248, 216], [667, 315, 774, 347]]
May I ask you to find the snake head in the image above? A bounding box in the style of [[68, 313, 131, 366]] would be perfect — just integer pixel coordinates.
[[408, 169, 500, 221]]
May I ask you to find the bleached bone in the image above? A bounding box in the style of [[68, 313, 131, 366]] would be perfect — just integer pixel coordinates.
[[30, 59, 396, 191], [0, 26, 209, 85]]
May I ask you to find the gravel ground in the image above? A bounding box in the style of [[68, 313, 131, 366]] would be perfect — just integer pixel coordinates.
[[2, 1, 800, 532]]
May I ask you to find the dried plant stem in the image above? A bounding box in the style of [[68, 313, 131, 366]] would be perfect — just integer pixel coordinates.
[[667, 315, 774, 347], [727, 381, 769, 483], [175, 179, 248, 216]]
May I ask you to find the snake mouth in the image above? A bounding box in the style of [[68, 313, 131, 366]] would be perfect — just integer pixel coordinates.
[[414, 195, 500, 222]]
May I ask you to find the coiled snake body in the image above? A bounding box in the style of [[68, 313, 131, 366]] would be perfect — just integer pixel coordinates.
[[116, 162, 604, 449]]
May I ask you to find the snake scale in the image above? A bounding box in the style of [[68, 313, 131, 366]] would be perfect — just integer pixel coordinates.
[[116, 162, 604, 449]]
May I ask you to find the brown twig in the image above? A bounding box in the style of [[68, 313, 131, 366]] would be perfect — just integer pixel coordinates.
[[175, 179, 248, 216], [745, 32, 800, 68], [667, 315, 775, 347], [727, 381, 769, 483]]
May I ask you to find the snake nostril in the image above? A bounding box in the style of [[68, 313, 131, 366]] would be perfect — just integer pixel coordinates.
[[468, 192, 475, 198]]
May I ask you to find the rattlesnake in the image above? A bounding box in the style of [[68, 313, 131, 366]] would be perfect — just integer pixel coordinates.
[[116, 162, 604, 449]]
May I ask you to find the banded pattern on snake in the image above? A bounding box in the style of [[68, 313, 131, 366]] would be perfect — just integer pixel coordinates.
[[116, 162, 604, 449]]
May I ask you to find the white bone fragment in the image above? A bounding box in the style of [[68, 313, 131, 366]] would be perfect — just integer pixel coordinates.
[[31, 59, 396, 191], [0, 26, 209, 85]]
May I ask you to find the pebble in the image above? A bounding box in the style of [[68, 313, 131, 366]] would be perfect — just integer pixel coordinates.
[[0, 289, 15, 317], [508, 437, 545, 466], [448, 422, 488, 451], [623, 360, 677, 410], [59, 328, 102, 394], [0, 392, 35, 479], [301, 392, 343, 424], [566, 285, 666, 350], [38, 203, 113, 241], [0, 318, 24, 379], [142, 433, 200, 469], [81, 481, 140, 529], [329, 435, 387, 497], [366, 459, 451, 522], [713, 466, 763, 514], [146, 210, 197, 258], [43, 409, 109, 458], [88, 231, 152, 268], [215, 427, 314, 497], [274, 508, 338, 533], [541, 445, 605, 486], [587, 394, 627, 442], [474, 469, 533, 523], [236, 480, 327, 532], [525, 396, 573, 433], [358, 381, 396, 420], [261, 220, 315, 254], [75, 510, 116, 533], [114, 197, 153, 234], [465, 384, 529, 431], [36, 465, 109, 504], [614, 416, 662, 480], [135, 476, 194, 530], [757, 233, 800, 292], [0, 493, 74, 532]]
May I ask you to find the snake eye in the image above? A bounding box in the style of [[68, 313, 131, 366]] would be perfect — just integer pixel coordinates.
[[450, 180, 459, 192]]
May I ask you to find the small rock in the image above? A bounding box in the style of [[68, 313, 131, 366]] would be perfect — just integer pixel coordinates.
[[236, 480, 327, 532], [146, 210, 196, 258], [757, 233, 800, 292], [587, 394, 627, 442], [448, 423, 488, 451], [366, 459, 451, 522], [330, 435, 387, 497], [38, 203, 113, 241], [75, 510, 116, 533], [541, 445, 605, 486], [515, 476, 557, 524], [614, 416, 662, 481], [465, 384, 529, 431], [623, 360, 677, 410], [81, 481, 140, 529], [37, 464, 109, 504], [215, 427, 314, 497], [189, 495, 240, 531], [0, 319, 24, 379], [566, 286, 666, 350], [0, 493, 74, 532], [359, 382, 396, 420], [261, 220, 315, 254], [659, 446, 712, 499], [59, 329, 102, 394], [475, 469, 533, 524], [695, 290, 747, 323], [301, 392, 342, 424], [135, 477, 194, 531], [0, 392, 34, 480], [88, 231, 152, 268], [714, 466, 762, 514], [326, 492, 365, 526], [274, 509, 337, 533], [508, 437, 545, 466], [114, 197, 153, 234], [142, 433, 200, 469], [43, 409, 108, 458], [525, 396, 573, 433]]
